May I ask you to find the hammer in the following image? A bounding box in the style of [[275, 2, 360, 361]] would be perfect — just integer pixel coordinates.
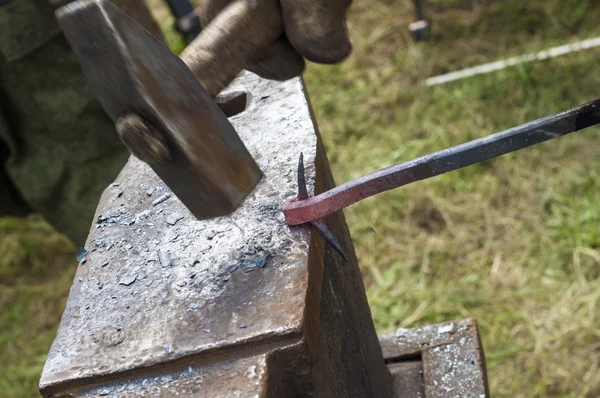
[[55, 0, 296, 220]]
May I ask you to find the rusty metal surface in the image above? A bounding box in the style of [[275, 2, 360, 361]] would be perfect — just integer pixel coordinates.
[[388, 361, 425, 398], [56, 0, 263, 221], [283, 98, 600, 226], [381, 318, 489, 398], [39, 72, 318, 395], [75, 353, 269, 397], [40, 71, 393, 398], [308, 130, 394, 398]]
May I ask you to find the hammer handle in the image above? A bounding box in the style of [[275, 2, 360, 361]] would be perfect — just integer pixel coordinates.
[[180, 0, 283, 97]]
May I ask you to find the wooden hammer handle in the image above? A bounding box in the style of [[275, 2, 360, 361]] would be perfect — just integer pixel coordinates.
[[180, 0, 283, 97]]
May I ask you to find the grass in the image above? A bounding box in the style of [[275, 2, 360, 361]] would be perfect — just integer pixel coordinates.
[[1, 0, 599, 397], [0, 217, 75, 397], [305, 0, 600, 396]]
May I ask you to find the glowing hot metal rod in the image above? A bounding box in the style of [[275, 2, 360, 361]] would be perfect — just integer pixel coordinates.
[[283, 98, 600, 260]]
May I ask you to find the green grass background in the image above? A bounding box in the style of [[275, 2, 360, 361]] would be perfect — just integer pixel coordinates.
[[1, 0, 599, 396]]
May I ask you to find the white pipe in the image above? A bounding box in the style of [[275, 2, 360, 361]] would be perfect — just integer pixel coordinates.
[[424, 36, 600, 86]]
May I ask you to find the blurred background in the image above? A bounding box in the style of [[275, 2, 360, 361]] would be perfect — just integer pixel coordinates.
[[1, 0, 599, 396]]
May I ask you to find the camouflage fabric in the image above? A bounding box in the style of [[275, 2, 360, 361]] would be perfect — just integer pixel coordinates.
[[0, 0, 130, 245]]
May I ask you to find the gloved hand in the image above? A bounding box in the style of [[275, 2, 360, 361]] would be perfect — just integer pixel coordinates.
[[198, 0, 353, 81]]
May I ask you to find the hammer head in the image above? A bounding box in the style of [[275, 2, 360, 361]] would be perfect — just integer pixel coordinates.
[[56, 0, 262, 220]]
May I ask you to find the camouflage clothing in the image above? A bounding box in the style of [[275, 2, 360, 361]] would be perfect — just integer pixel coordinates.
[[0, 0, 161, 245]]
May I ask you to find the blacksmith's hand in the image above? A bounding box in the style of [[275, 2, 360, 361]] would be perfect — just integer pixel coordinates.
[[198, 0, 353, 80]]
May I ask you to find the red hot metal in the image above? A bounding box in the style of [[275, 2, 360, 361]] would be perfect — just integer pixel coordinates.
[[283, 98, 600, 226]]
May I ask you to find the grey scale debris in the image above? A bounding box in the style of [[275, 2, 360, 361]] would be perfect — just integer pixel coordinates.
[[237, 323, 247, 329], [254, 255, 267, 268], [76, 248, 88, 263], [119, 275, 137, 286], [395, 327, 410, 338], [135, 210, 152, 223], [437, 323, 455, 334], [158, 250, 171, 267], [152, 193, 171, 206], [166, 214, 184, 226], [97, 213, 119, 223]]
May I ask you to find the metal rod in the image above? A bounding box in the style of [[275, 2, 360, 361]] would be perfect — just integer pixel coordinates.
[[310, 219, 348, 262], [297, 152, 308, 200], [413, 0, 424, 21], [283, 98, 600, 225]]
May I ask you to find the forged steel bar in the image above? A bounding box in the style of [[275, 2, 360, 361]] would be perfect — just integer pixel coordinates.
[[283, 98, 600, 226]]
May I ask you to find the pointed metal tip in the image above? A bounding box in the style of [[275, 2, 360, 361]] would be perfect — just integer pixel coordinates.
[[311, 219, 348, 262], [297, 152, 308, 200]]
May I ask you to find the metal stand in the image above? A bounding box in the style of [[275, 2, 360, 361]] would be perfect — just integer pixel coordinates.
[[164, 0, 202, 43], [409, 0, 430, 41]]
